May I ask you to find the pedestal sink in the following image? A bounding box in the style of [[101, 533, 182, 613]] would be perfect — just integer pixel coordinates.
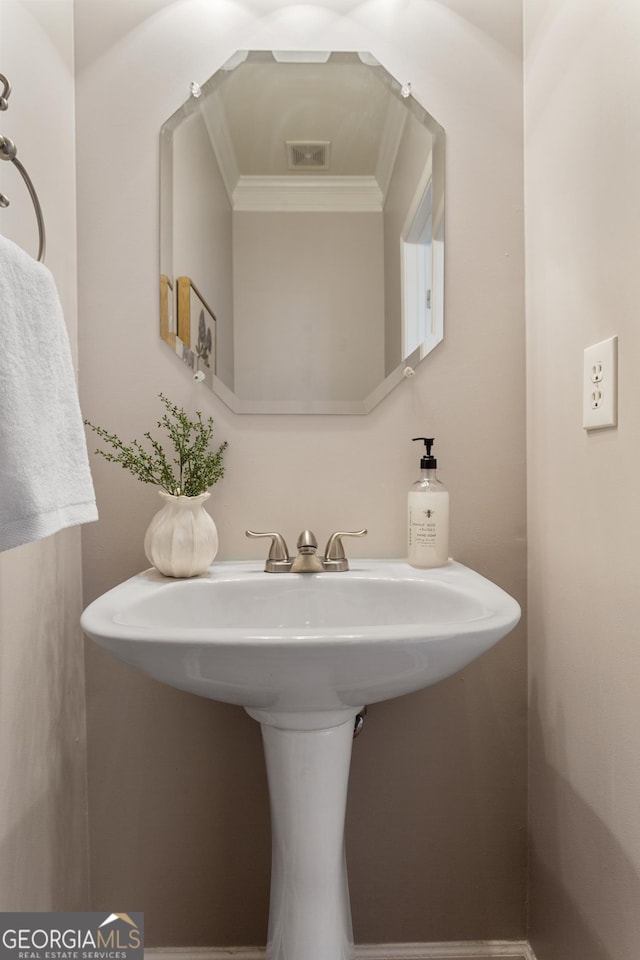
[[81, 559, 520, 960]]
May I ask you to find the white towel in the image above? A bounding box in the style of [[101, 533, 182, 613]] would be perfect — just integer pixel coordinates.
[[0, 233, 98, 551]]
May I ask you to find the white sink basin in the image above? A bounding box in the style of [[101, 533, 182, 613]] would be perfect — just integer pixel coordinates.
[[81, 558, 520, 960], [81, 559, 520, 722]]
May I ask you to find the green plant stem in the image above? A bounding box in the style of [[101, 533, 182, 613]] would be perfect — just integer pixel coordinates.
[[84, 394, 227, 497]]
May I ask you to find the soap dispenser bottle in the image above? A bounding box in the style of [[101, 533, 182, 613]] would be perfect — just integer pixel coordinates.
[[408, 437, 449, 568]]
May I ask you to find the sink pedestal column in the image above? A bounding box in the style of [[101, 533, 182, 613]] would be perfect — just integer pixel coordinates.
[[250, 710, 359, 960]]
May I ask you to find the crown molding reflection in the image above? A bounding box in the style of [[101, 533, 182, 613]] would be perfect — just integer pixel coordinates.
[[232, 174, 384, 212]]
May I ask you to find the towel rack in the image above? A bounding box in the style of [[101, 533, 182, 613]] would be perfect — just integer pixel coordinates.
[[0, 73, 46, 263]]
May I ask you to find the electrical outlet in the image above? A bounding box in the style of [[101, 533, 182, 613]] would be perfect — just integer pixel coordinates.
[[582, 336, 618, 430]]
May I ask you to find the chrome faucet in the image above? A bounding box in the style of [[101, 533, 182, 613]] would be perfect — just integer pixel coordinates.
[[245, 529, 367, 573]]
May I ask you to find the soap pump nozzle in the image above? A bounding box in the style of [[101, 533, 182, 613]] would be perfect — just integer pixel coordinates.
[[412, 436, 437, 469]]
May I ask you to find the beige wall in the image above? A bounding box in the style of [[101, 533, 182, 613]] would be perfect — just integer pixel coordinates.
[[383, 110, 434, 375], [0, 0, 89, 909], [525, 2, 640, 958], [233, 210, 384, 403], [4, 3, 639, 951], [172, 110, 234, 389], [75, 0, 525, 947]]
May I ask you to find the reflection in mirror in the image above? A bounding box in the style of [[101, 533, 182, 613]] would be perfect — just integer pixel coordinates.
[[160, 51, 444, 414]]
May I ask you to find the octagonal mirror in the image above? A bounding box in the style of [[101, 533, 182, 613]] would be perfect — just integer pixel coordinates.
[[159, 51, 445, 414]]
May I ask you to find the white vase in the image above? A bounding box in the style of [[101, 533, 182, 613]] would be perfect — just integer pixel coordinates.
[[144, 490, 218, 578]]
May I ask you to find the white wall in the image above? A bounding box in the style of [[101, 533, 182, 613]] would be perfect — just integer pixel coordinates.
[[0, 0, 89, 910], [75, 0, 525, 946], [525, 2, 640, 958]]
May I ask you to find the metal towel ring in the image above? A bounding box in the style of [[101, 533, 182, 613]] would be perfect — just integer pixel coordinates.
[[0, 73, 46, 263]]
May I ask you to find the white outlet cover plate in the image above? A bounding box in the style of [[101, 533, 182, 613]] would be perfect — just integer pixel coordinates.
[[582, 335, 618, 430]]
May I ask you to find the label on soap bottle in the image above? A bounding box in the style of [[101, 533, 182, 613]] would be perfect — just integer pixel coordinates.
[[407, 491, 449, 568]]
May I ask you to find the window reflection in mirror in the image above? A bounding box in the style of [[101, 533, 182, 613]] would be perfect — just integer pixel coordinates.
[[159, 51, 444, 414]]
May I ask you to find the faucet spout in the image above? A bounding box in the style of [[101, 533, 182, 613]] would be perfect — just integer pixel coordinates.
[[290, 530, 324, 573]]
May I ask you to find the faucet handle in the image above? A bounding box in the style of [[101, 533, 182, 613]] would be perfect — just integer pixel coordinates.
[[245, 530, 292, 573], [323, 529, 368, 571]]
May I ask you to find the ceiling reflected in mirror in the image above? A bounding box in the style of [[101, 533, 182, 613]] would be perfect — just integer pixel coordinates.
[[160, 51, 445, 414]]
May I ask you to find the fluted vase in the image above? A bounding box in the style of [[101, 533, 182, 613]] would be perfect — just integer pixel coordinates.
[[144, 490, 218, 578]]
